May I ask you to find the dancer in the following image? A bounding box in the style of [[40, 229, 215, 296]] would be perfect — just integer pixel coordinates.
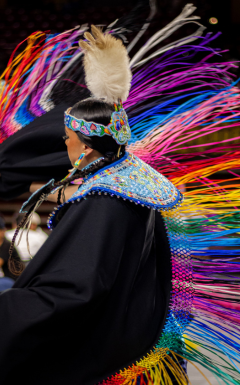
[[0, 25, 186, 385], [0, 4, 239, 385]]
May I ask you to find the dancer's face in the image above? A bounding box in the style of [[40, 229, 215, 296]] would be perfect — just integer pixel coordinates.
[[64, 126, 90, 167], [64, 126, 102, 169]]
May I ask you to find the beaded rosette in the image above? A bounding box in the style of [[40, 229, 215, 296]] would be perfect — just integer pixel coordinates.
[[64, 103, 131, 145], [107, 106, 131, 145]]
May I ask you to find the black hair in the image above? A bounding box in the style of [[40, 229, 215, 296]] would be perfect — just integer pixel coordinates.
[[11, 212, 25, 226], [70, 97, 124, 157]]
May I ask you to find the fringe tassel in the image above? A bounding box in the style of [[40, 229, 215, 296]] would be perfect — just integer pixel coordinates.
[[100, 349, 189, 384], [104, 5, 240, 383]]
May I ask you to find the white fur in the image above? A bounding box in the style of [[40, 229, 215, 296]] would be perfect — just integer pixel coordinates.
[[80, 28, 132, 103]]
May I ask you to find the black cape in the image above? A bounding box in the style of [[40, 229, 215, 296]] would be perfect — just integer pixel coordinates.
[[0, 195, 172, 385], [0, 103, 71, 200]]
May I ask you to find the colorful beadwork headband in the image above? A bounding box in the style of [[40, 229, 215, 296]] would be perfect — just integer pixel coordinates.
[[64, 102, 131, 145]]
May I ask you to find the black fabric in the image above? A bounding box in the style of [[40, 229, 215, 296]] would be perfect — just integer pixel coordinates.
[[0, 238, 20, 280], [0, 103, 71, 200], [0, 195, 172, 385]]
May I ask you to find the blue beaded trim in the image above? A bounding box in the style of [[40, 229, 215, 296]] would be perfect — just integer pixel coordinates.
[[47, 153, 183, 230]]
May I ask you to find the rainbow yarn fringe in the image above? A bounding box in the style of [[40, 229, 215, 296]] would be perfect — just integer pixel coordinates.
[[0, 3, 239, 384], [0, 27, 88, 142]]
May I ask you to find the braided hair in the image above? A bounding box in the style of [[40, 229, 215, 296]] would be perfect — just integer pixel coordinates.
[[9, 97, 126, 275]]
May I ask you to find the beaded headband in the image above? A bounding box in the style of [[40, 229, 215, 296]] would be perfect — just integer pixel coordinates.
[[64, 102, 131, 145]]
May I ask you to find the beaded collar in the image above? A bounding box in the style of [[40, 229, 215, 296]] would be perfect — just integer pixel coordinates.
[[47, 153, 183, 230]]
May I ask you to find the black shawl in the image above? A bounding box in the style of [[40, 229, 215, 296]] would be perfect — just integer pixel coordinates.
[[0, 194, 172, 385], [0, 103, 71, 200]]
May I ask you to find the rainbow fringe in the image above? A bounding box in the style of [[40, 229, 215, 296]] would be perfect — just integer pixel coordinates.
[[105, 5, 240, 383], [0, 27, 87, 143], [0, 4, 240, 384]]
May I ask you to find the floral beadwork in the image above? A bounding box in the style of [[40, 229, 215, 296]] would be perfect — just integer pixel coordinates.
[[64, 109, 111, 138], [47, 153, 182, 230], [107, 108, 131, 145], [64, 103, 130, 145]]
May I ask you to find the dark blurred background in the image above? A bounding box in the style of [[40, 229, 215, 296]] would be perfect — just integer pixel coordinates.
[[0, 0, 240, 74], [0, 0, 239, 231]]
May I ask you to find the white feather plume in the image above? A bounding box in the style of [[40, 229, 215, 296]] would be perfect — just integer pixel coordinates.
[[79, 26, 132, 103]]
